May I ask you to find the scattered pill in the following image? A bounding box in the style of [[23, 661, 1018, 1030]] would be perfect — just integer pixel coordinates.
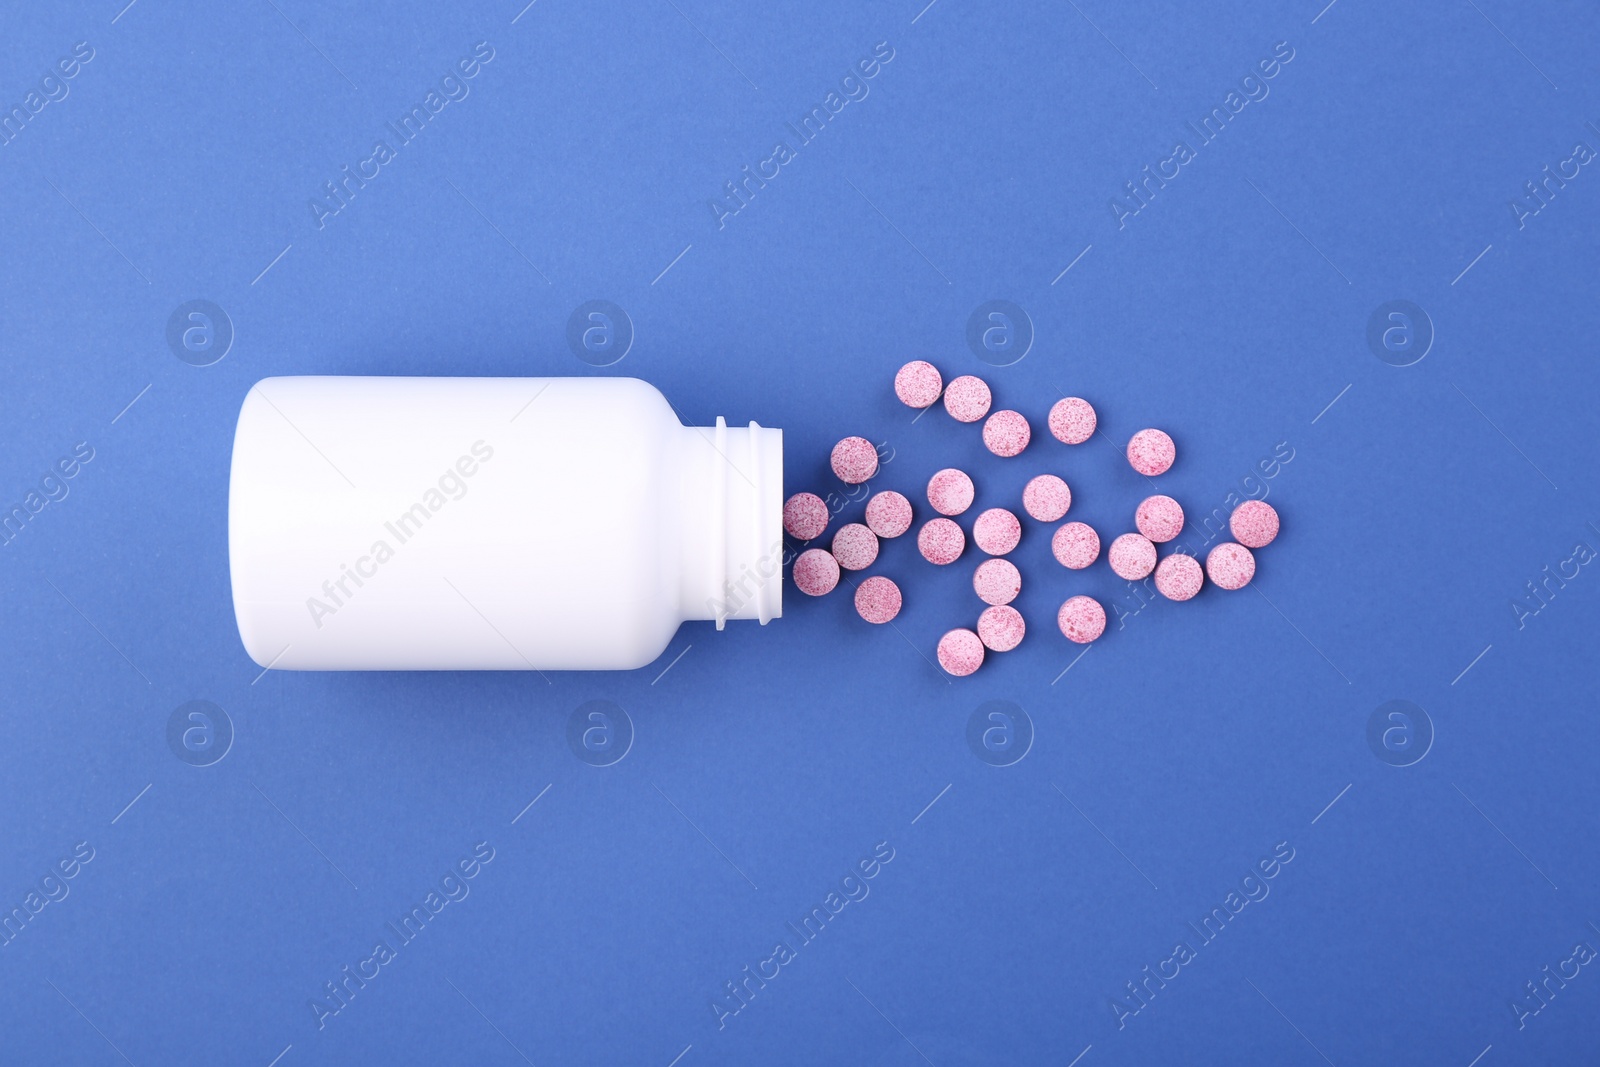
[[918, 518, 966, 565], [1205, 542, 1256, 590], [977, 605, 1026, 652], [937, 628, 986, 676], [1057, 595, 1106, 644], [831, 436, 879, 484], [1048, 397, 1097, 445], [1126, 429, 1176, 476], [783, 492, 830, 541], [982, 410, 1031, 457], [831, 523, 879, 571], [894, 360, 944, 409], [1022, 474, 1072, 522], [1135, 494, 1185, 543], [1230, 500, 1280, 549], [1052, 521, 1100, 569], [792, 549, 839, 596], [854, 576, 903, 623], [972, 508, 1022, 556], [972, 558, 1021, 606], [864, 490, 913, 538], [927, 468, 976, 516], [1108, 533, 1157, 580], [943, 375, 992, 423], [1154, 553, 1204, 601]]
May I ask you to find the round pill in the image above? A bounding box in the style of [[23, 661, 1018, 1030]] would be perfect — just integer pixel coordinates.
[[831, 523, 879, 571], [1135, 495, 1185, 543], [1022, 474, 1071, 522], [937, 628, 986, 676], [972, 508, 1021, 556], [1126, 429, 1175, 476], [783, 492, 829, 541], [1155, 552, 1204, 601], [926, 468, 975, 516], [977, 605, 1026, 652], [1205, 542, 1256, 590], [792, 549, 839, 596], [894, 360, 943, 408], [1052, 521, 1100, 569], [943, 375, 992, 423], [982, 410, 1031, 457], [1048, 397, 1097, 445], [918, 518, 966, 565], [854, 576, 903, 623], [1057, 595, 1106, 644], [972, 558, 1021, 606], [831, 436, 879, 484], [1108, 533, 1157, 581], [864, 490, 913, 538], [1230, 500, 1280, 549]]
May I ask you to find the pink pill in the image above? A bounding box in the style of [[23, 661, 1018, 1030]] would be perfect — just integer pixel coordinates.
[[943, 375, 992, 423], [1052, 521, 1100, 569], [831, 523, 879, 571], [1022, 474, 1072, 522], [937, 628, 986, 676], [1205, 542, 1256, 591], [982, 410, 1031, 457], [1126, 428, 1175, 476], [854, 575, 903, 623], [1135, 495, 1185, 543], [894, 360, 943, 408], [792, 548, 839, 596], [864, 490, 913, 538], [972, 508, 1021, 556], [831, 436, 879, 484], [972, 558, 1021, 606], [1048, 397, 1097, 445], [918, 518, 966, 565], [926, 468, 975, 516], [783, 492, 829, 541], [1057, 595, 1106, 644], [1154, 552, 1203, 601], [1230, 500, 1280, 549], [1108, 533, 1157, 581], [977, 605, 1026, 652]]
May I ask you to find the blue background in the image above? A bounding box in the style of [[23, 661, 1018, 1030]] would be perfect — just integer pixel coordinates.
[[2, 0, 1597, 1064]]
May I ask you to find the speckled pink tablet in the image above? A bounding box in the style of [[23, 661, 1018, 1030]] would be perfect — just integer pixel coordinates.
[[854, 575, 903, 623], [1048, 397, 1097, 445], [1108, 533, 1157, 581], [1126, 429, 1175, 476], [792, 549, 839, 596], [972, 558, 1021, 606], [918, 518, 966, 565], [972, 508, 1021, 556], [1154, 553, 1204, 601], [1052, 521, 1100, 570], [783, 492, 829, 541], [1230, 500, 1280, 549], [982, 410, 1031, 458], [1022, 474, 1071, 522], [1057, 595, 1106, 644], [894, 360, 943, 409], [926, 468, 975, 516], [831, 523, 879, 571], [864, 490, 913, 538], [937, 628, 986, 676], [943, 375, 992, 423], [1205, 542, 1256, 590], [831, 436, 879, 484], [977, 605, 1026, 652], [1135, 495, 1185, 543]]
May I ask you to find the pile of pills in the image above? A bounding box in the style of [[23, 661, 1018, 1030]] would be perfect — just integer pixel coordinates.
[[781, 361, 1285, 674]]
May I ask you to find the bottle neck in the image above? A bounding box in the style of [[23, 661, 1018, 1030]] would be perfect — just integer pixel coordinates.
[[678, 418, 784, 628]]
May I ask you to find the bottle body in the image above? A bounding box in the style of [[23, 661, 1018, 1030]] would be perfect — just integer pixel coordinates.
[[228, 376, 783, 670]]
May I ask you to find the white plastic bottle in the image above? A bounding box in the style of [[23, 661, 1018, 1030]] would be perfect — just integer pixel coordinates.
[[228, 376, 783, 670]]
